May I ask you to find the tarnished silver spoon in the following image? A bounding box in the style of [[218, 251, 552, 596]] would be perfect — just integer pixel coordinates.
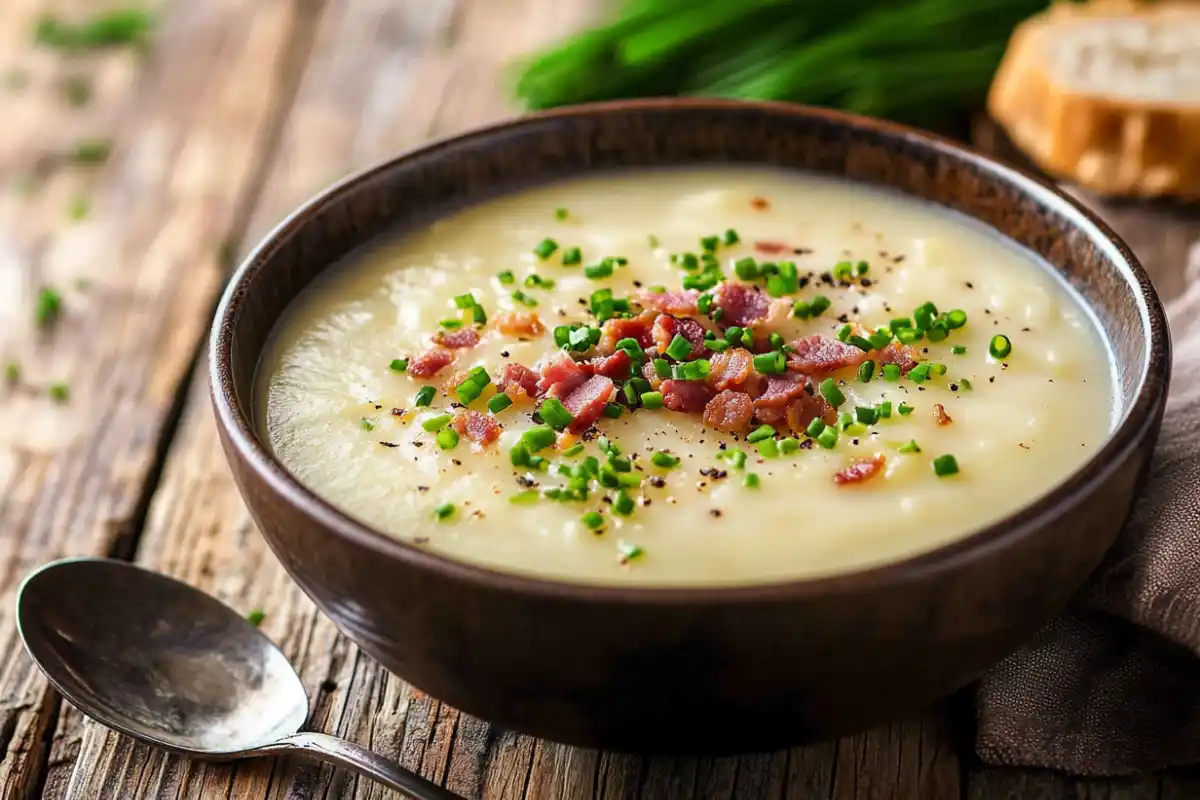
[[16, 557, 462, 800]]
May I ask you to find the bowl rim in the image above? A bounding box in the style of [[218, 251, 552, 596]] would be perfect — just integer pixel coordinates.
[[209, 97, 1170, 604]]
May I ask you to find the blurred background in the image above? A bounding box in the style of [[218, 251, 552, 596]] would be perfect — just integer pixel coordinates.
[[0, 1, 1196, 798]]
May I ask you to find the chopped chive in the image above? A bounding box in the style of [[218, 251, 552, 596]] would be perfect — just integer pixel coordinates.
[[528, 455, 550, 472], [539, 398, 574, 431], [455, 367, 491, 404], [650, 451, 679, 469], [597, 436, 619, 456], [671, 360, 711, 381], [622, 382, 639, 406], [62, 75, 91, 107], [560, 443, 585, 458], [421, 414, 452, 432], [908, 364, 931, 384], [751, 351, 785, 375], [847, 335, 875, 352], [722, 228, 740, 245], [836, 324, 852, 342], [739, 328, 754, 348], [439, 319, 463, 330], [700, 235, 720, 252], [511, 290, 538, 307], [721, 448, 748, 470], [913, 302, 937, 331], [561, 246, 582, 266], [510, 489, 540, 504], [933, 454, 960, 477], [436, 427, 459, 450], [533, 238, 558, 259], [584, 261, 613, 280], [806, 418, 826, 437], [926, 323, 949, 343], [882, 364, 901, 381], [413, 386, 435, 407], [833, 261, 853, 281], [758, 439, 779, 458], [389, 358, 409, 373], [896, 328, 922, 345], [359, 417, 374, 431], [67, 195, 92, 220], [618, 540, 644, 562], [768, 332, 785, 350], [509, 442, 531, 467], [819, 378, 845, 408], [792, 300, 811, 319], [808, 295, 831, 317], [838, 412, 854, 431], [71, 138, 110, 165], [603, 402, 623, 419], [497, 270, 515, 284], [650, 358, 671, 379], [898, 439, 921, 454], [946, 309, 968, 329], [734, 257, 759, 280], [855, 406, 878, 425], [857, 361, 875, 383], [817, 426, 839, 449], [959, 378, 973, 391], [4, 361, 20, 385], [35, 287, 62, 328], [581, 511, 604, 530], [746, 425, 775, 444], [665, 334, 692, 361], [555, 207, 569, 220], [454, 293, 476, 309], [898, 402, 914, 416], [930, 363, 947, 376], [868, 328, 893, 350], [744, 472, 761, 488], [612, 490, 636, 516], [878, 401, 892, 418], [246, 610, 266, 626], [780, 438, 799, 454], [706, 337, 730, 352], [989, 334, 1012, 360], [855, 260, 870, 276], [890, 317, 913, 330], [485, 394, 513, 415], [640, 390, 664, 409], [951, 345, 967, 355], [522, 425, 557, 452], [434, 503, 456, 521]]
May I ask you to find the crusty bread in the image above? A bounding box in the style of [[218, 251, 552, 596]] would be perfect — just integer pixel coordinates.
[[988, 0, 1200, 200]]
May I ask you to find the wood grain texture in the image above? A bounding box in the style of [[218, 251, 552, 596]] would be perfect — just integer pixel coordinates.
[[0, 0, 318, 797]]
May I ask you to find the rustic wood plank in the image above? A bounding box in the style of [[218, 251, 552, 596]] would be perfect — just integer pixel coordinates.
[[0, 0, 321, 796]]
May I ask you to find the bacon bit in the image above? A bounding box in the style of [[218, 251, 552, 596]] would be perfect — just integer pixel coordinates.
[[754, 405, 787, 427], [538, 354, 588, 397], [834, 454, 887, 486], [708, 348, 753, 391], [750, 196, 770, 211], [433, 328, 480, 349], [453, 410, 501, 449], [702, 390, 754, 433], [786, 393, 837, 433], [877, 343, 920, 375], [753, 372, 809, 409], [638, 288, 701, 317], [407, 348, 454, 379], [652, 314, 707, 359], [498, 363, 540, 401], [496, 311, 545, 338], [559, 375, 615, 434], [660, 379, 715, 413], [786, 335, 869, 376], [753, 240, 790, 255], [713, 282, 771, 328], [589, 349, 633, 380], [598, 310, 657, 354], [642, 360, 663, 390], [933, 403, 953, 426]]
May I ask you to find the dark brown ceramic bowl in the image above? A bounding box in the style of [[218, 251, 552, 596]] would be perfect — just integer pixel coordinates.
[[210, 99, 1170, 753]]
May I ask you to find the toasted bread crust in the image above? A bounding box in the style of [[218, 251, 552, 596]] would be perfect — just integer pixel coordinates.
[[988, 0, 1200, 199]]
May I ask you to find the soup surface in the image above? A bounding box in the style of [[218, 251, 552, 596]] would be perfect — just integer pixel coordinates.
[[260, 168, 1114, 586]]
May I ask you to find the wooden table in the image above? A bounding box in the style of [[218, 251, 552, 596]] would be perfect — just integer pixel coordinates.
[[1, 2, 1198, 798]]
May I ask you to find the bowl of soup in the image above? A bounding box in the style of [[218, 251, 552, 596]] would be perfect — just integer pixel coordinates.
[[210, 99, 1169, 752]]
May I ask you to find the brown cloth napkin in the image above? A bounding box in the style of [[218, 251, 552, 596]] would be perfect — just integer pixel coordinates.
[[976, 242, 1200, 776]]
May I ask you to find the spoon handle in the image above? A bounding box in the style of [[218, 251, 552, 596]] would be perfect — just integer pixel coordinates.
[[255, 732, 464, 799]]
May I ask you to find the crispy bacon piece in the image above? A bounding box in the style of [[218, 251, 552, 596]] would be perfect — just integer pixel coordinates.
[[702, 390, 754, 433], [834, 455, 887, 486], [598, 310, 657, 355], [638, 288, 700, 317], [753, 373, 809, 409], [878, 342, 920, 375], [660, 379, 715, 413], [498, 363, 539, 400], [652, 314, 707, 359], [708, 348, 753, 392], [786, 393, 836, 434], [754, 406, 787, 427], [496, 311, 544, 338], [753, 240, 790, 255], [453, 410, 501, 448], [433, 328, 480, 349], [589, 349, 633, 380], [933, 403, 953, 426], [408, 348, 454, 379], [713, 282, 771, 328], [560, 375, 615, 434], [642, 360, 663, 390], [786, 335, 869, 376], [538, 354, 588, 398]]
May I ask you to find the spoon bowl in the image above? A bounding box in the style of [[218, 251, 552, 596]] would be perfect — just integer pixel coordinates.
[[16, 557, 461, 799]]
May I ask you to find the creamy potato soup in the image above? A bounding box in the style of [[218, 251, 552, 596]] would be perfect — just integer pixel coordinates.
[[260, 168, 1114, 586]]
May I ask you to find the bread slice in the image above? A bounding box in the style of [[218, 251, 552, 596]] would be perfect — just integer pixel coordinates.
[[988, 0, 1200, 200]]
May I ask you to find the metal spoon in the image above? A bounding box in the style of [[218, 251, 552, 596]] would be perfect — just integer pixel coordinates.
[[16, 557, 462, 800]]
